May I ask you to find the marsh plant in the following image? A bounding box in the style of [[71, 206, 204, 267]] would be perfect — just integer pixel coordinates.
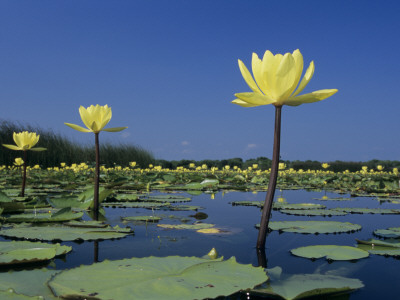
[[232, 49, 338, 249], [65, 104, 127, 220]]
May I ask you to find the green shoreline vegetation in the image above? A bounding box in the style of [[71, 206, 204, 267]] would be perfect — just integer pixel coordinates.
[[1, 120, 399, 172]]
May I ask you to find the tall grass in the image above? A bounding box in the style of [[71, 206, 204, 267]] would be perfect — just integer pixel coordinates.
[[0, 120, 155, 168]]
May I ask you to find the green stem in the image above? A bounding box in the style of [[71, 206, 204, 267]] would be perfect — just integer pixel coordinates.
[[256, 105, 282, 249], [21, 151, 28, 197], [94, 132, 100, 221]]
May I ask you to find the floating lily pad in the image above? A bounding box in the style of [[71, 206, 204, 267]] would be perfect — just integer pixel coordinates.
[[139, 195, 192, 203], [356, 238, 400, 248], [5, 207, 84, 223], [313, 197, 353, 201], [0, 289, 44, 299], [102, 202, 170, 209], [64, 220, 109, 228], [373, 227, 400, 238], [168, 205, 204, 211], [291, 245, 369, 261], [356, 239, 400, 257], [262, 221, 361, 234], [48, 256, 268, 300], [0, 268, 59, 299], [273, 203, 326, 210], [0, 224, 133, 241], [122, 216, 162, 222], [157, 223, 215, 230], [197, 228, 224, 234], [114, 193, 139, 201], [0, 240, 72, 265], [333, 207, 400, 214], [279, 209, 347, 216], [231, 201, 263, 207], [251, 266, 364, 300]]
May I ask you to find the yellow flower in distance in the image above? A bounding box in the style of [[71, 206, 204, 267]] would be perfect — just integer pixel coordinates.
[[65, 104, 127, 133], [279, 163, 286, 170], [14, 157, 24, 166], [322, 163, 330, 169], [232, 49, 338, 107], [3, 132, 46, 151]]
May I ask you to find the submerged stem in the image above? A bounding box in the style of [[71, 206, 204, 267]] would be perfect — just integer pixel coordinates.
[[256, 105, 282, 249], [94, 132, 100, 221]]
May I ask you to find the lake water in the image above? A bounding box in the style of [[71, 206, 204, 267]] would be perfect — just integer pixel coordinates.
[[2, 189, 400, 299]]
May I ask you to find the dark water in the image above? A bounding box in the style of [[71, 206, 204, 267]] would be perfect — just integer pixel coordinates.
[[3, 190, 400, 299]]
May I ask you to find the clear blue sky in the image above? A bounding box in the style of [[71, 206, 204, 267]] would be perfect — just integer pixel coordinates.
[[1, 0, 399, 162]]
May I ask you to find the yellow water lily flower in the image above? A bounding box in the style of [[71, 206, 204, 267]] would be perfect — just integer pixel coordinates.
[[14, 157, 24, 166], [232, 49, 338, 107], [65, 104, 127, 133], [322, 163, 330, 169], [3, 132, 46, 151], [279, 163, 286, 170]]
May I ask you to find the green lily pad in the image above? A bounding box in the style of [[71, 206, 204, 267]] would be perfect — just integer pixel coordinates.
[[291, 245, 369, 261], [374, 227, 400, 238], [251, 267, 364, 300], [122, 216, 162, 222], [356, 238, 400, 248], [279, 209, 347, 216], [5, 207, 84, 223], [0, 224, 134, 241], [168, 205, 204, 211], [139, 195, 192, 203], [64, 220, 109, 228], [273, 203, 326, 210], [0, 289, 45, 299], [114, 193, 139, 201], [313, 197, 353, 201], [157, 223, 215, 230], [48, 256, 268, 300], [0, 241, 72, 265], [262, 221, 362, 234], [333, 207, 400, 214], [0, 268, 59, 299], [0, 191, 13, 202], [231, 201, 263, 207], [102, 202, 171, 209]]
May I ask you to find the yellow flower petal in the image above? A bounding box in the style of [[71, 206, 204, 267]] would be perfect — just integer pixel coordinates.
[[231, 99, 260, 107], [238, 59, 263, 94], [285, 89, 338, 106], [235, 92, 275, 106], [103, 127, 128, 132], [2, 144, 21, 151], [64, 123, 92, 133], [292, 61, 315, 97]]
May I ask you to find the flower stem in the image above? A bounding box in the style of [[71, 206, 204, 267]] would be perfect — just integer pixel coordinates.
[[94, 132, 100, 221], [256, 105, 282, 249], [21, 150, 28, 197]]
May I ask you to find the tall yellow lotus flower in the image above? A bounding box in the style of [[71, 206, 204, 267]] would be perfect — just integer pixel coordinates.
[[14, 157, 24, 166], [65, 104, 127, 133], [2, 131, 46, 197], [232, 49, 337, 107], [65, 104, 127, 221], [3, 132, 46, 151], [233, 49, 338, 250]]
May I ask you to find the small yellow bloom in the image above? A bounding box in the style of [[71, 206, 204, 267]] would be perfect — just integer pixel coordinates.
[[3, 132, 46, 151], [65, 104, 127, 134], [322, 163, 330, 169], [279, 163, 286, 170], [377, 165, 384, 171], [14, 157, 24, 166], [129, 162, 137, 168], [224, 165, 230, 170], [232, 49, 338, 107], [252, 164, 258, 169], [60, 162, 66, 167]]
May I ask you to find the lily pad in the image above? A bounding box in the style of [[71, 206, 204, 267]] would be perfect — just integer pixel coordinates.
[[273, 203, 326, 210], [139, 195, 192, 203], [0, 268, 59, 299], [102, 202, 170, 209], [357, 238, 400, 257], [262, 221, 361, 234], [291, 245, 369, 261], [122, 216, 162, 222], [356, 238, 400, 248], [0, 289, 45, 299], [63, 220, 109, 228], [251, 266, 364, 300], [373, 227, 400, 238], [157, 223, 215, 230], [48, 256, 268, 300], [313, 197, 353, 201], [333, 207, 400, 214], [0, 224, 133, 241], [231, 201, 263, 207], [279, 209, 347, 216], [0, 240, 72, 265], [5, 207, 84, 223]]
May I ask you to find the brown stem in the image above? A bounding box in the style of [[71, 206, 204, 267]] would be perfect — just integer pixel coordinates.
[[256, 105, 282, 249], [21, 151, 28, 197], [94, 132, 100, 221]]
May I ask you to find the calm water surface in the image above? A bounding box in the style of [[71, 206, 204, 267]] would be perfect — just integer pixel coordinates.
[[2, 190, 399, 299]]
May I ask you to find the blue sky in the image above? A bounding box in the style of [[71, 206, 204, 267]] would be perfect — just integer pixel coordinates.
[[1, 0, 399, 162]]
